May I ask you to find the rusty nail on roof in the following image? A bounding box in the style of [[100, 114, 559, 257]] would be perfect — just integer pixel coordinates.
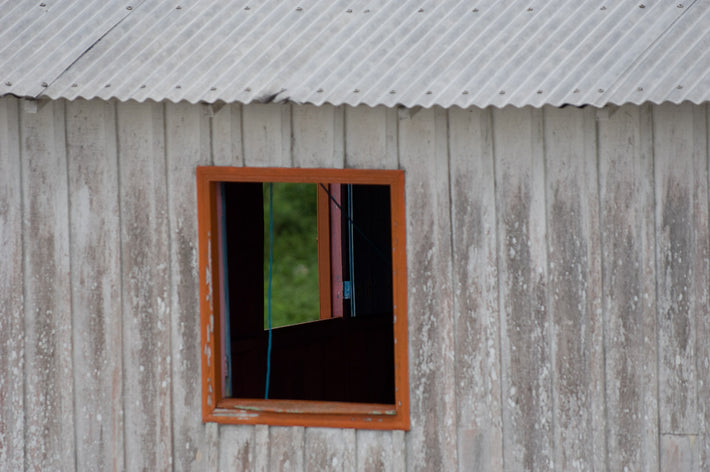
[[472, 8, 479, 12], [418, 8, 424, 12], [140, 84, 146, 88], [176, 5, 182, 9], [105, 84, 111, 88], [244, 6, 250, 10], [4, 81, 11, 86], [71, 83, 77, 88], [364, 9, 370, 13], [353, 89, 360, 93], [499, 90, 505, 95], [639, 4, 645, 8], [637, 87, 643, 91], [41, 82, 48, 87], [176, 85, 181, 89], [527, 7, 533, 11], [677, 3, 684, 7], [127, 6, 132, 10], [677, 85, 683, 89], [389, 90, 396, 94], [39, 2, 46, 6], [346, 9, 352, 13], [598, 88, 604, 93], [573, 88, 580, 93], [296, 6, 302, 11], [316, 88, 323, 93], [600, 6, 606, 10], [537, 90, 543, 94], [210, 87, 217, 91], [462, 90, 469, 95], [245, 87, 251, 92], [425, 91, 432, 95]]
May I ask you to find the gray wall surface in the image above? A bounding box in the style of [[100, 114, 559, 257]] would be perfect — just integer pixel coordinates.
[[0, 97, 708, 471]]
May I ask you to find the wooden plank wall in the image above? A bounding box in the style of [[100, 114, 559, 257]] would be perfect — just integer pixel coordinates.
[[0, 96, 709, 471]]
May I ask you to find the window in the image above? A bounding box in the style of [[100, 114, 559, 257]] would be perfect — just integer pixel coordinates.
[[197, 167, 409, 429]]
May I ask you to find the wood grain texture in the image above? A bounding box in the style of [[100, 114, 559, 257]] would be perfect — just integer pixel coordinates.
[[305, 428, 355, 472], [493, 106, 552, 472], [66, 99, 124, 472], [211, 103, 244, 167], [21, 99, 77, 472], [218, 425, 255, 471], [117, 101, 173, 472], [699, 103, 710, 472], [243, 103, 292, 167], [597, 104, 659, 472], [269, 426, 304, 472], [653, 103, 704, 432], [399, 107, 457, 472], [165, 102, 212, 471], [345, 105, 398, 170], [543, 106, 605, 472], [447, 106, 503, 472], [0, 97, 24, 472]]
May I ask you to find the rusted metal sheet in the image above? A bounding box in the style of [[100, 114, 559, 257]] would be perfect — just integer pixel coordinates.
[[598, 104, 660, 471], [116, 101, 173, 471], [448, 106, 504, 472], [66, 99, 124, 472], [399, 107, 458, 472], [0, 97, 24, 472]]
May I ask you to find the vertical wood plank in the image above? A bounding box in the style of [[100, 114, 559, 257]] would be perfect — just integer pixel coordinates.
[[448, 106, 504, 472], [699, 103, 710, 472], [344, 105, 400, 472], [243, 103, 292, 167], [293, 104, 356, 472], [543, 106, 605, 472], [493, 106, 552, 471], [653, 103, 708, 468], [399, 107, 458, 472], [597, 104, 659, 472], [165, 102, 212, 471], [212, 103, 243, 167], [242, 103, 304, 471], [0, 97, 24, 472], [218, 426, 256, 471], [117, 101, 173, 472], [66, 99, 124, 472], [345, 105, 398, 170], [21, 99, 76, 471], [293, 104, 344, 168]]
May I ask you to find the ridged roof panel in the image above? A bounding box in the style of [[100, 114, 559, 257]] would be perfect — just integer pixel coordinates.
[[2, 0, 709, 108]]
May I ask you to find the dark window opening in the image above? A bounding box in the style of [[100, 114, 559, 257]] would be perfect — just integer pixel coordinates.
[[216, 182, 394, 404]]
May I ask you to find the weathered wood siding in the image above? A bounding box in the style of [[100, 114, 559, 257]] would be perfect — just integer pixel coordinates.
[[0, 97, 708, 471]]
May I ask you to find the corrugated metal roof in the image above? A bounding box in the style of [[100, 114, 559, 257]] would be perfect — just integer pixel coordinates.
[[2, 0, 709, 108]]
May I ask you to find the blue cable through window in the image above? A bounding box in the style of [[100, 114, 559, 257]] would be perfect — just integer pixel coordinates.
[[265, 183, 274, 399]]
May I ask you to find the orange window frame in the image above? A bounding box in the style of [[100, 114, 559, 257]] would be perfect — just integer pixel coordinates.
[[196, 167, 409, 430]]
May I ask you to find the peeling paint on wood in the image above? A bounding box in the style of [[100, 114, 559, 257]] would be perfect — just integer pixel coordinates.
[[21, 99, 76, 472], [598, 104, 659, 472], [117, 101, 173, 472], [0, 96, 24, 472], [399, 107, 458, 472], [448, 106, 504, 472], [66, 99, 123, 472]]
